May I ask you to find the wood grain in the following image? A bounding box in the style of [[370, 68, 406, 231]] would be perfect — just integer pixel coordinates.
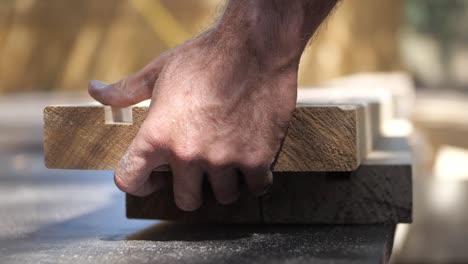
[[298, 87, 391, 147], [299, 96, 378, 156], [44, 104, 365, 172], [126, 137, 412, 224]]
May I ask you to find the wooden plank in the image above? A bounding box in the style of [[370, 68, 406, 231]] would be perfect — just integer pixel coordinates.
[[44, 103, 366, 172], [325, 72, 415, 119], [296, 73, 415, 146], [298, 84, 400, 142], [412, 92, 468, 141], [261, 159, 412, 224], [298, 89, 382, 153], [411, 91, 468, 168], [126, 137, 412, 224]]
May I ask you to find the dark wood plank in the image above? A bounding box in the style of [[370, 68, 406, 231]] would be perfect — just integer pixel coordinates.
[[261, 164, 412, 224], [126, 137, 412, 224], [262, 137, 412, 224], [126, 172, 262, 223]]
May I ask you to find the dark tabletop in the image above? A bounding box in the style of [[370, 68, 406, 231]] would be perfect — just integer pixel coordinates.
[[0, 93, 395, 264]]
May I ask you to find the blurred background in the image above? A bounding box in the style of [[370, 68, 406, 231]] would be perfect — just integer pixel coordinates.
[[1, 0, 468, 263], [0, 0, 402, 92], [2, 0, 468, 92]]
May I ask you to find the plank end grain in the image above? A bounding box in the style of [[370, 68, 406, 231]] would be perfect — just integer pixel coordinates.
[[275, 105, 363, 172]]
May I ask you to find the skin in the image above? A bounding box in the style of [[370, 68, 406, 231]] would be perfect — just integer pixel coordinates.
[[89, 0, 339, 211]]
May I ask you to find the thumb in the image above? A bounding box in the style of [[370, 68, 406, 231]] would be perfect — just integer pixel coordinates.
[[88, 50, 172, 107]]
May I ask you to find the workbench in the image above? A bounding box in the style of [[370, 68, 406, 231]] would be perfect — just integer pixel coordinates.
[[0, 154, 395, 264]]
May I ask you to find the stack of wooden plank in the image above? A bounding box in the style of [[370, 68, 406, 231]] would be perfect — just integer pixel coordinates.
[[43, 73, 413, 224], [411, 92, 468, 170]]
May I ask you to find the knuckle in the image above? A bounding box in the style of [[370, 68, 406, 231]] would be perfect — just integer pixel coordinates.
[[119, 75, 140, 105], [120, 79, 137, 103], [207, 154, 231, 169], [242, 155, 271, 170], [139, 128, 167, 152], [206, 147, 236, 169], [173, 145, 201, 163], [115, 78, 136, 104]]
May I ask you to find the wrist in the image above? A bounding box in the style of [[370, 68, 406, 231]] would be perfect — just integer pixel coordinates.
[[213, 0, 339, 72], [213, 1, 309, 72]]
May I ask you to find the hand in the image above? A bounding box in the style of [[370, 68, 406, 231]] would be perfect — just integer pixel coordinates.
[[89, 0, 338, 211], [89, 30, 298, 211]]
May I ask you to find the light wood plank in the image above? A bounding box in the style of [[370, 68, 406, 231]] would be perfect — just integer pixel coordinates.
[[44, 104, 366, 172], [298, 89, 383, 154]]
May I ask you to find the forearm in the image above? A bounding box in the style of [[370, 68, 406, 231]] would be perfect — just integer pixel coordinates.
[[215, 0, 339, 70]]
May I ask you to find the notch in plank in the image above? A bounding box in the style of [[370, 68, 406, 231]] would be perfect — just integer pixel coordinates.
[[105, 106, 133, 124]]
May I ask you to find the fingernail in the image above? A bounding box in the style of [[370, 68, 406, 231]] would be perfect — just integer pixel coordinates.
[[90, 80, 108, 89]]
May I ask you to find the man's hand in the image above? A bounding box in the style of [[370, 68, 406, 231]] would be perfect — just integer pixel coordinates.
[[89, 0, 338, 211]]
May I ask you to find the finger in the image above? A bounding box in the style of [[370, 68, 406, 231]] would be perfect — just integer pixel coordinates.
[[242, 167, 273, 196], [172, 162, 204, 211], [88, 50, 173, 107], [208, 168, 240, 205], [123, 172, 167, 197], [114, 129, 168, 197]]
